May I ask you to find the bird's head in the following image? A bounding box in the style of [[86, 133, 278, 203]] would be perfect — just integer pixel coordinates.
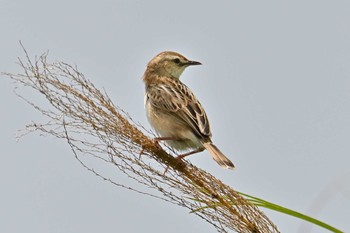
[[145, 51, 201, 79]]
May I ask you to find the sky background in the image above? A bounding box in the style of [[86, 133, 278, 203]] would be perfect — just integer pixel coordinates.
[[1, 1, 350, 232]]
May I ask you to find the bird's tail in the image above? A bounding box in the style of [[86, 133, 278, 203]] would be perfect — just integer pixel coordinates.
[[203, 142, 235, 169]]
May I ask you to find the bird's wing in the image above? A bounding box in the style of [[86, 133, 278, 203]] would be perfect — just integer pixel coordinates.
[[147, 79, 211, 138]]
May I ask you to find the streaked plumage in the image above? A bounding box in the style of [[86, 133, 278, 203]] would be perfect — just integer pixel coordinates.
[[143, 51, 234, 169]]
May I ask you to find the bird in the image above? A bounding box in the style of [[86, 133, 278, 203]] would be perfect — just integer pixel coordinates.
[[142, 51, 234, 169]]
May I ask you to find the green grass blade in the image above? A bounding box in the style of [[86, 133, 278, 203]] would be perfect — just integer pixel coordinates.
[[239, 192, 343, 233]]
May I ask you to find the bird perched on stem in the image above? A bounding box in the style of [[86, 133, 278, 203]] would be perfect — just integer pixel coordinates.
[[143, 51, 234, 169]]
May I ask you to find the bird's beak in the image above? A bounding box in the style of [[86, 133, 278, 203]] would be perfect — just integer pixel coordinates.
[[187, 60, 202, 66]]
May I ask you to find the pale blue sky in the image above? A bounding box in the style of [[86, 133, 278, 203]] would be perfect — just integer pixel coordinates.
[[1, 1, 350, 232]]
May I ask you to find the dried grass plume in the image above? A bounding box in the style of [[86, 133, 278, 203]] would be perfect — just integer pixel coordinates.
[[3, 46, 279, 233]]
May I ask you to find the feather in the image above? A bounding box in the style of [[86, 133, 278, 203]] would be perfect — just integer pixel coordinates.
[[147, 78, 211, 138]]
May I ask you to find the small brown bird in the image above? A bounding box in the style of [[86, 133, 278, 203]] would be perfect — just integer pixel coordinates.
[[143, 51, 234, 169]]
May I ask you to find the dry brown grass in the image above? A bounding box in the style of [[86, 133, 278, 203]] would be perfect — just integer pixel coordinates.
[[4, 47, 279, 233]]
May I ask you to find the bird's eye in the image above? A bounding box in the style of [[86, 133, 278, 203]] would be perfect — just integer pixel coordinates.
[[173, 58, 181, 64]]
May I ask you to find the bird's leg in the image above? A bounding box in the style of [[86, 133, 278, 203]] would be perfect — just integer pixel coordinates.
[[140, 136, 177, 157], [153, 137, 205, 174], [177, 148, 205, 160], [163, 148, 205, 175], [139, 137, 177, 159]]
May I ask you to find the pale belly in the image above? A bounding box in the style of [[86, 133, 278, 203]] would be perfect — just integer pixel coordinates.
[[145, 102, 203, 152]]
